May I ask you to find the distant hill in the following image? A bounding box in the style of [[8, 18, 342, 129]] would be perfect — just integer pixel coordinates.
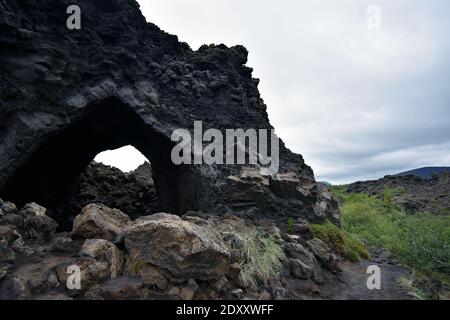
[[347, 169, 450, 215], [394, 167, 450, 179]]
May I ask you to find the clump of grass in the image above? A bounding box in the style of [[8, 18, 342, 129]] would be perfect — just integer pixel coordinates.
[[236, 230, 286, 288], [398, 276, 427, 300], [310, 221, 370, 262], [383, 186, 395, 210], [287, 217, 295, 234]]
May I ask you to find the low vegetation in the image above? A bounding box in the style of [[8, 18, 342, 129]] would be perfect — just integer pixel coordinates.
[[234, 230, 286, 288], [287, 217, 295, 234], [330, 185, 450, 279], [310, 221, 370, 263]]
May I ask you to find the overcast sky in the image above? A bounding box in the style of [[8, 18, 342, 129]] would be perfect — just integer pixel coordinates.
[[97, 0, 450, 184]]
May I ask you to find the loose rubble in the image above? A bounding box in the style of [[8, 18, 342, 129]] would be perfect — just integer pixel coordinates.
[[0, 199, 351, 300]]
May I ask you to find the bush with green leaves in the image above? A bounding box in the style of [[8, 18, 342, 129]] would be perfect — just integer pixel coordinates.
[[332, 186, 450, 278], [310, 220, 370, 263]]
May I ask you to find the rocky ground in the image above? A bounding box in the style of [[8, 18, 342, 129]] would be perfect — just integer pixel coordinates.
[[0, 0, 426, 301], [347, 173, 450, 215], [0, 198, 411, 300]]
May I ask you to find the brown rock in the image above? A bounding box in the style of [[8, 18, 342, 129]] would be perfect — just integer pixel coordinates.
[[96, 276, 144, 300], [307, 238, 341, 273], [19, 203, 46, 217], [72, 204, 130, 243], [0, 277, 30, 300], [132, 263, 168, 290], [19, 203, 58, 241], [124, 213, 230, 281], [79, 239, 124, 278], [180, 279, 199, 300], [228, 263, 241, 281], [0, 226, 20, 263], [259, 290, 272, 300]]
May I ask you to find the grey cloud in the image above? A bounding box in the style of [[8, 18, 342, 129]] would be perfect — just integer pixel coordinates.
[[137, 0, 450, 184]]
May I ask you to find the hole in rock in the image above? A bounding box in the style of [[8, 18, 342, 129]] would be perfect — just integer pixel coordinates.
[[1, 97, 200, 230], [94, 145, 148, 173]]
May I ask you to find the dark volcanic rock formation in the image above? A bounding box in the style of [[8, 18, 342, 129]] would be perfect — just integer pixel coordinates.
[[51, 161, 159, 230], [347, 173, 450, 215], [0, 0, 339, 225]]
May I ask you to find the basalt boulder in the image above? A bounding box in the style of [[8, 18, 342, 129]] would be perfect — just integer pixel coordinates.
[[124, 213, 230, 281], [71, 204, 131, 244], [0, 202, 58, 243], [79, 239, 124, 279], [18, 203, 58, 242]]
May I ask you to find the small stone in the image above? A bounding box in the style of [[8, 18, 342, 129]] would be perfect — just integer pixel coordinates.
[[19, 203, 47, 217], [49, 235, 74, 252], [1, 202, 17, 215], [21, 208, 58, 242], [307, 238, 341, 273], [227, 263, 241, 281], [168, 286, 180, 297], [212, 276, 229, 292], [229, 289, 244, 300], [0, 226, 20, 263], [180, 279, 199, 300], [134, 264, 168, 290], [97, 276, 144, 300], [0, 277, 31, 300], [293, 222, 313, 239], [54, 258, 111, 291], [272, 287, 288, 300], [79, 239, 124, 278], [0, 264, 12, 281], [47, 272, 60, 288], [269, 226, 283, 241], [290, 258, 314, 279], [258, 290, 272, 300], [229, 249, 242, 264], [0, 213, 23, 229], [283, 234, 301, 242]]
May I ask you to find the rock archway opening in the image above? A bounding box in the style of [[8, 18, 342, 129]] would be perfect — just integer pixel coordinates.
[[94, 145, 148, 172], [1, 97, 200, 230]]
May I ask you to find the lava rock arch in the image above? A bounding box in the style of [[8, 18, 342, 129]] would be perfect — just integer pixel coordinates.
[[1, 97, 200, 228], [0, 0, 339, 226]]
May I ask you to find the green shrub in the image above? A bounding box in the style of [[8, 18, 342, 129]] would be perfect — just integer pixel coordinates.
[[334, 188, 450, 278], [236, 230, 286, 288], [310, 221, 370, 262], [329, 185, 348, 203], [341, 193, 397, 247], [391, 211, 450, 275]]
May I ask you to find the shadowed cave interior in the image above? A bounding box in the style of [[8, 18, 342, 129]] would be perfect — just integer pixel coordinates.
[[1, 97, 199, 230]]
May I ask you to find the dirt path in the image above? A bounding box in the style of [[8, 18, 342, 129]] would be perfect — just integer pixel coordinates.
[[319, 250, 412, 300]]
